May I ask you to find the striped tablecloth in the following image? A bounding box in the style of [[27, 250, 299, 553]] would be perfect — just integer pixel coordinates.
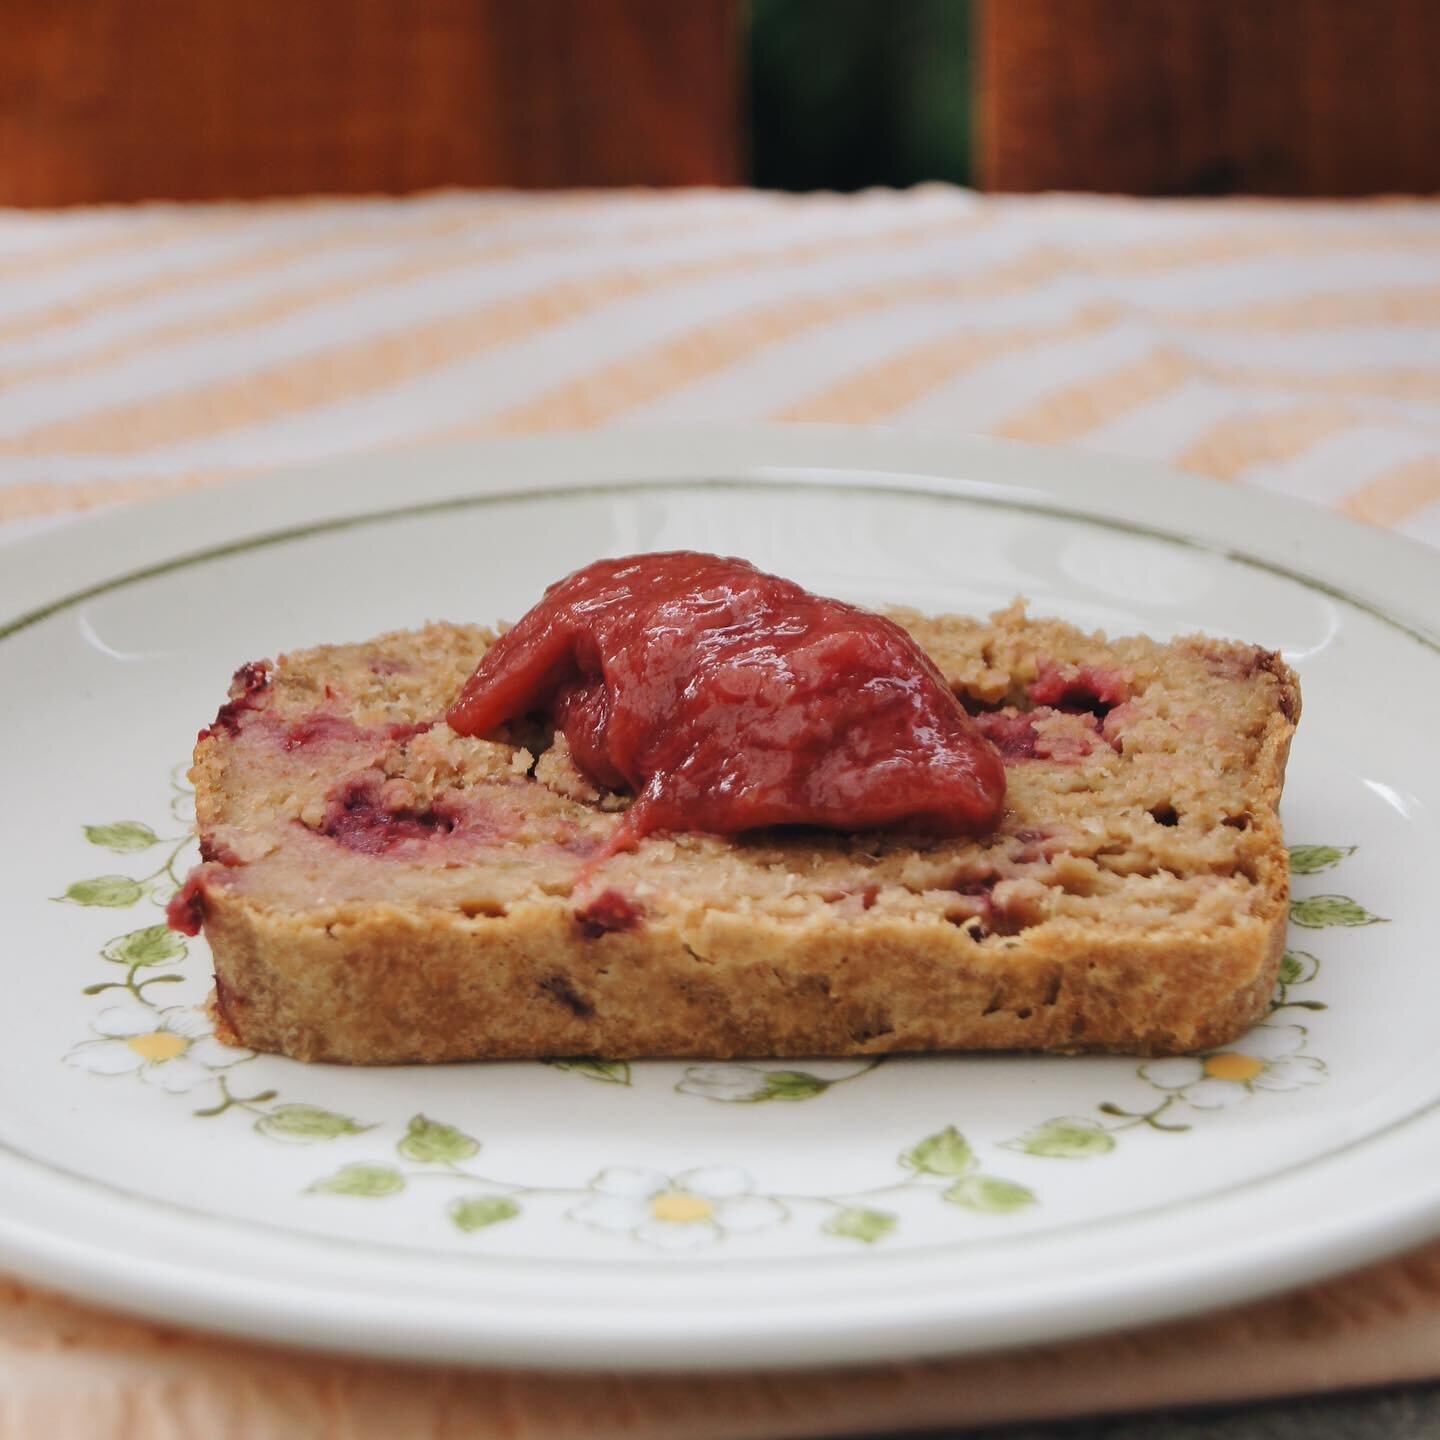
[[3, 186, 1439, 547], [5, 185, 1440, 1437]]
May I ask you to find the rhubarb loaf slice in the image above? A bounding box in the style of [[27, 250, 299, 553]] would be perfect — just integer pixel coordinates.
[[172, 602, 1299, 1063]]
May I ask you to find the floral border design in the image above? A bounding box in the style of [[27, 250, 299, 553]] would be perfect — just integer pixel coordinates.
[[55, 774, 1383, 1248], [995, 841, 1383, 1158], [293, 1118, 1037, 1248]]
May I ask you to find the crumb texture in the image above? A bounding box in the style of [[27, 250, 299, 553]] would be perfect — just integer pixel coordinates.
[[186, 603, 1299, 1063]]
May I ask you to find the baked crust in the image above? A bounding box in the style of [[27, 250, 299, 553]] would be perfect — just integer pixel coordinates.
[[185, 603, 1299, 1062]]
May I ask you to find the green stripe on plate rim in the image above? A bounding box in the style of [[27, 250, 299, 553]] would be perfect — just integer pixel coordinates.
[[2, 476, 1438, 653]]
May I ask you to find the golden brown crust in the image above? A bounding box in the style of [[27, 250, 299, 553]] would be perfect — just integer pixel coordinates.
[[203, 891, 1286, 1062], [186, 604, 1299, 1063]]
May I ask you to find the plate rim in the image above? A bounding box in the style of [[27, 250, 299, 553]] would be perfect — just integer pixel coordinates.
[[5, 421, 1437, 642], [4, 468, 1440, 658]]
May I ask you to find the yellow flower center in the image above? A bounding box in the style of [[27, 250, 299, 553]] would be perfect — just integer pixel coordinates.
[[1204, 1052, 1265, 1082], [126, 1031, 188, 1063], [649, 1191, 715, 1225]]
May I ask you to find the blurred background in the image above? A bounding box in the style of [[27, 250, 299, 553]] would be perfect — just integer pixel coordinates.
[[3, 0, 1438, 205]]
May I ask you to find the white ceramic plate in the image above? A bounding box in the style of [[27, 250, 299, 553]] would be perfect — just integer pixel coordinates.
[[1, 424, 1438, 1373]]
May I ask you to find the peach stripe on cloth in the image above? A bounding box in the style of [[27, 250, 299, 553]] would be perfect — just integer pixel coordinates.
[[4, 187, 1440, 1435]]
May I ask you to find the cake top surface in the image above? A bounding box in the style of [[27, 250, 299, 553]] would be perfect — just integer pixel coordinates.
[[182, 600, 1299, 949]]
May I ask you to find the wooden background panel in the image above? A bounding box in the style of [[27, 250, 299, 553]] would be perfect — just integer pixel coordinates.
[[0, 0, 740, 205], [979, 0, 1440, 196]]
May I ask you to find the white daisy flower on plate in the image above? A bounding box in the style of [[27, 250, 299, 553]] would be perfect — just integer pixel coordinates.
[[569, 1164, 786, 1249], [65, 1003, 253, 1093], [1139, 1024, 1326, 1111]]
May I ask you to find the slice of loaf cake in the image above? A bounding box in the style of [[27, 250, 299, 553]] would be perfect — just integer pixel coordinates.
[[171, 601, 1299, 1063]]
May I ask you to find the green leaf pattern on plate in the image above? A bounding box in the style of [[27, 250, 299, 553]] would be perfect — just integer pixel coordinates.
[[675, 1059, 879, 1103], [823, 1207, 897, 1244], [1278, 949, 1319, 987], [101, 925, 187, 968], [1002, 1117, 1117, 1159], [309, 1164, 406, 1198], [85, 821, 161, 853], [545, 1058, 633, 1086], [1287, 844, 1356, 875], [1290, 894, 1386, 928], [61, 876, 146, 907], [450, 1195, 521, 1232], [944, 1175, 1036, 1214], [255, 1104, 376, 1142], [61, 802, 201, 913], [397, 1114, 481, 1165], [902, 1126, 976, 1176]]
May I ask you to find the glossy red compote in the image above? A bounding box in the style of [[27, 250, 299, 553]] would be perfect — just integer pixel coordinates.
[[446, 552, 1006, 852]]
